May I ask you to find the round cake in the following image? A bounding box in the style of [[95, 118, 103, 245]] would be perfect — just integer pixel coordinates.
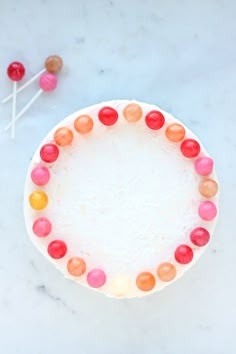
[[24, 100, 219, 298]]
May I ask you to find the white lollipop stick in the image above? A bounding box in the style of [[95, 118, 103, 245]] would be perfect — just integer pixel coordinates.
[[2, 55, 63, 104], [7, 62, 26, 139], [5, 90, 43, 131], [2, 69, 45, 103], [5, 73, 58, 132], [11, 81, 17, 139]]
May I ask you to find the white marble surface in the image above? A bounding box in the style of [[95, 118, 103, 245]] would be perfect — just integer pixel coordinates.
[[0, 0, 235, 353]]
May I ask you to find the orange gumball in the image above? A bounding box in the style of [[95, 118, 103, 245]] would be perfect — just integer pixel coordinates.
[[54, 127, 73, 146], [123, 103, 143, 123], [165, 123, 185, 142], [136, 272, 156, 291], [74, 115, 94, 134], [157, 262, 176, 282], [199, 178, 218, 198], [67, 257, 86, 276], [29, 190, 48, 210]]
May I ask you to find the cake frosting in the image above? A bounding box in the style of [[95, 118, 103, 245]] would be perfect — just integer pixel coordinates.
[[24, 100, 219, 298]]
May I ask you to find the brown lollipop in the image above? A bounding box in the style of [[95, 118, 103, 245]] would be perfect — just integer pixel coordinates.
[[45, 55, 63, 73]]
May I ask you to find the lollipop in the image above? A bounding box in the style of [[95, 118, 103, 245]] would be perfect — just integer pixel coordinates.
[[5, 73, 57, 132], [2, 55, 62, 104], [7, 62, 25, 138]]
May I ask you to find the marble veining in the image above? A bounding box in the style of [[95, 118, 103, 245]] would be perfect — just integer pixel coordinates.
[[0, 0, 235, 353]]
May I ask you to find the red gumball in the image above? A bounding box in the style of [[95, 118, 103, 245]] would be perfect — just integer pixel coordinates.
[[145, 110, 165, 130], [98, 106, 118, 126], [180, 139, 200, 158]]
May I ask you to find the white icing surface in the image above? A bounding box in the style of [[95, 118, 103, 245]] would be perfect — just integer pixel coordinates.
[[24, 100, 219, 298]]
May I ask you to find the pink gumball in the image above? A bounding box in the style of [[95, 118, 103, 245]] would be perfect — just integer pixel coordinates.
[[31, 165, 50, 186], [33, 217, 52, 237], [195, 157, 213, 176], [198, 201, 217, 221], [87, 269, 106, 288], [39, 73, 57, 92]]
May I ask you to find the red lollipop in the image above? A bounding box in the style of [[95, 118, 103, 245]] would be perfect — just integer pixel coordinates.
[[7, 62, 25, 138]]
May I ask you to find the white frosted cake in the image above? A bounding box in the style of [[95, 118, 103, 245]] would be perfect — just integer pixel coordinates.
[[24, 100, 219, 298]]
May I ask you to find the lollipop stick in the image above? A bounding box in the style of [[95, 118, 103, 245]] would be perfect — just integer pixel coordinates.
[[2, 68, 46, 103], [5, 89, 43, 132], [11, 81, 17, 139]]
